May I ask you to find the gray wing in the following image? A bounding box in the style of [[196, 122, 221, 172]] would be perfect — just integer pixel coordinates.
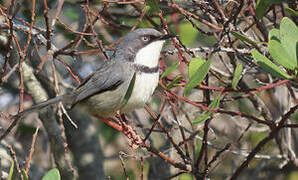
[[71, 60, 128, 106]]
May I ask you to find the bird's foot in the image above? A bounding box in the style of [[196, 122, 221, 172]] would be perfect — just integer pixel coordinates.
[[95, 114, 143, 149], [121, 124, 143, 149]]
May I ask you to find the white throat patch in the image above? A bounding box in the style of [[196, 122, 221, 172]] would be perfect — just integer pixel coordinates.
[[121, 40, 165, 113], [134, 40, 165, 67]]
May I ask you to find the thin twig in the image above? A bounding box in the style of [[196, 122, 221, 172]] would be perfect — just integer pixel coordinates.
[[25, 125, 40, 173]]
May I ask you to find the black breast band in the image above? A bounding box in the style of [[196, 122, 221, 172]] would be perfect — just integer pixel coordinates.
[[132, 64, 159, 73]]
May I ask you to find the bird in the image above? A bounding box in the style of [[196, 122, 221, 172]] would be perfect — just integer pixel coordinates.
[[2, 28, 174, 145]]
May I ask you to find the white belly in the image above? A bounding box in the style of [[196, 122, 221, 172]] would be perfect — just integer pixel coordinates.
[[121, 40, 164, 113], [121, 72, 159, 113]]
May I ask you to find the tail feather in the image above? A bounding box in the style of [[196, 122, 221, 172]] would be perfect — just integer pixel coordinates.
[[14, 95, 66, 118]]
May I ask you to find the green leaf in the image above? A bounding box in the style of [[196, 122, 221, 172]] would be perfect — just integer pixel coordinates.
[[287, 171, 298, 180], [121, 73, 136, 108], [196, 138, 203, 157], [147, 0, 159, 14], [232, 63, 243, 89], [188, 57, 204, 79], [166, 76, 183, 89], [255, 0, 272, 19], [145, 5, 151, 12], [269, 40, 297, 70], [231, 31, 259, 45], [255, 0, 287, 19], [8, 159, 14, 180], [184, 59, 211, 96], [22, 170, 29, 180], [280, 17, 298, 65], [180, 22, 199, 46], [42, 168, 61, 180], [179, 173, 194, 180], [284, 7, 298, 17], [193, 95, 220, 124], [268, 29, 280, 42], [161, 61, 180, 78], [251, 50, 292, 79]]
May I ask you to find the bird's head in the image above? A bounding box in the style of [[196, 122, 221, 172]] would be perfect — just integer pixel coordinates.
[[116, 28, 175, 63]]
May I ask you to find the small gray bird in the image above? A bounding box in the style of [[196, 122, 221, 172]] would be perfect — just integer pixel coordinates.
[[16, 28, 174, 121]]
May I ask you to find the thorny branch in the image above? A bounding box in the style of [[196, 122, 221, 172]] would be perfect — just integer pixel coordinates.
[[0, 0, 297, 179]]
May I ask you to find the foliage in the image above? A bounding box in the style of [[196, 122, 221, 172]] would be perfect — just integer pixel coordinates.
[[252, 17, 297, 79], [184, 58, 211, 96], [0, 1, 297, 180], [42, 168, 61, 180]]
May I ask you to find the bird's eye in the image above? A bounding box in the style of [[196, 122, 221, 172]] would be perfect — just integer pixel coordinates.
[[141, 36, 150, 42]]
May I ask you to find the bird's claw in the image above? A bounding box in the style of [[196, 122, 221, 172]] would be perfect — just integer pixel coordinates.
[[121, 123, 143, 149]]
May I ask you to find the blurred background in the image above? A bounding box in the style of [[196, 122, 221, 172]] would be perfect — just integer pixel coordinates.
[[0, 0, 297, 179]]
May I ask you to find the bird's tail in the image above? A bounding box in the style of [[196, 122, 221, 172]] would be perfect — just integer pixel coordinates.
[[13, 95, 66, 118]]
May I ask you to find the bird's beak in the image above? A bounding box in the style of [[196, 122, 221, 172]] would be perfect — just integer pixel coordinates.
[[159, 34, 177, 40]]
